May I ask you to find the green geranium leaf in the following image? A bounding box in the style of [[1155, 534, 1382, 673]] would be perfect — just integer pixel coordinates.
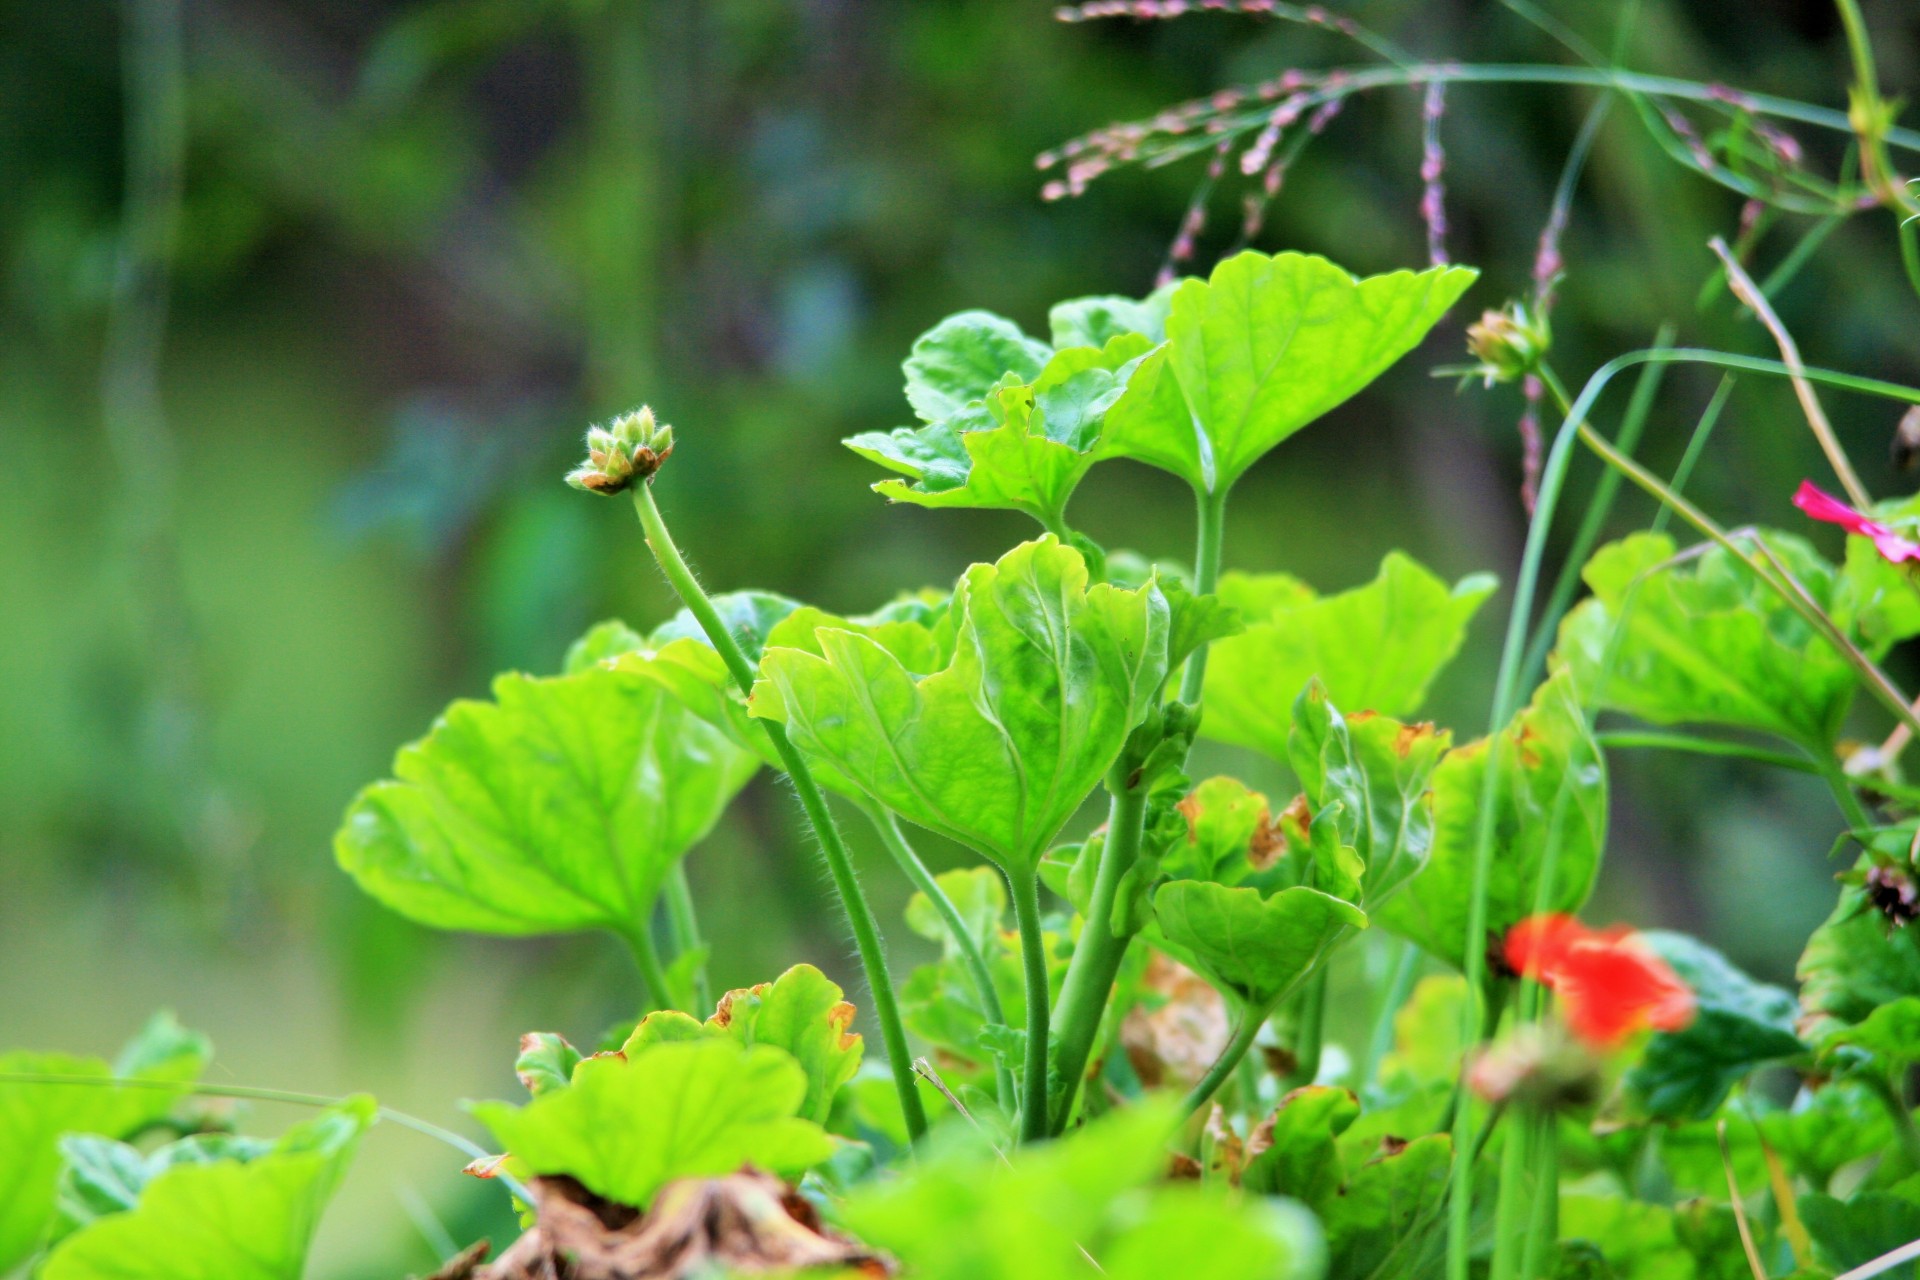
[[1163, 775, 1278, 885], [335, 650, 759, 939], [1625, 932, 1805, 1120], [841, 1098, 1323, 1280], [1801, 1188, 1920, 1276], [1202, 554, 1495, 762], [1152, 879, 1366, 1009], [512, 1032, 583, 1097], [470, 1039, 833, 1210], [40, 1097, 373, 1280], [0, 1014, 212, 1271], [1760, 1078, 1896, 1191], [1241, 1086, 1450, 1280], [906, 866, 1009, 959], [1556, 531, 1856, 750], [1289, 679, 1450, 906], [561, 619, 647, 673], [1840, 493, 1920, 652], [1049, 286, 1174, 350], [623, 964, 863, 1125], [753, 537, 1170, 875], [854, 341, 1149, 529], [1558, 1196, 1694, 1280], [1376, 671, 1607, 970], [1821, 995, 1920, 1066], [903, 310, 1053, 423], [1798, 859, 1920, 1039], [649, 589, 803, 664], [1241, 1085, 1358, 1203], [1100, 251, 1477, 493], [49, 1133, 274, 1246]]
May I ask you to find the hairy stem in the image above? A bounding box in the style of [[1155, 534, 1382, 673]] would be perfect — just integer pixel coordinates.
[[1048, 779, 1148, 1132], [631, 481, 928, 1143], [1009, 870, 1052, 1143], [662, 863, 708, 1011], [1595, 730, 1819, 774], [1283, 967, 1329, 1091], [868, 806, 1017, 1112]]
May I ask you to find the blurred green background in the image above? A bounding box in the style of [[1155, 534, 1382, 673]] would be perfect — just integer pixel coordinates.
[[4, 0, 1919, 1270]]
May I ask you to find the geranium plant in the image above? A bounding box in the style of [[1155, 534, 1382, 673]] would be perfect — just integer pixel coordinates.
[[13, 3, 1920, 1278]]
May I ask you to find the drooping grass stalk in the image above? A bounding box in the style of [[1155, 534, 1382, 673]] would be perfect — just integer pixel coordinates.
[[0, 1072, 533, 1205], [1048, 776, 1148, 1132], [1008, 870, 1053, 1142], [867, 805, 1018, 1113], [630, 481, 929, 1144], [618, 918, 680, 1014], [1517, 327, 1675, 687], [662, 863, 708, 1011]]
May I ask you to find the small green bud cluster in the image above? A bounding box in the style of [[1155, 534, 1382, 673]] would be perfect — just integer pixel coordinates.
[[565, 405, 675, 495], [1465, 301, 1551, 387]]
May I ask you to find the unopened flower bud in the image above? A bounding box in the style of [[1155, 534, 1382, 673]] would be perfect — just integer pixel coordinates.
[[1467, 1023, 1599, 1112], [1465, 302, 1551, 387], [565, 405, 675, 495]]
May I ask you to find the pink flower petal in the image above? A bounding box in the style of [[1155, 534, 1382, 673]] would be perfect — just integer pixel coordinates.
[[1793, 480, 1920, 565]]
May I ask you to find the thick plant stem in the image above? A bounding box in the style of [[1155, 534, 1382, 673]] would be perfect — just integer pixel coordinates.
[[1488, 1111, 1535, 1280], [621, 920, 679, 1013], [1179, 486, 1230, 703], [663, 863, 709, 1011], [1047, 779, 1148, 1131], [1009, 870, 1052, 1142], [1865, 1071, 1920, 1172], [868, 806, 1017, 1112], [630, 482, 929, 1143], [1182, 996, 1270, 1119]]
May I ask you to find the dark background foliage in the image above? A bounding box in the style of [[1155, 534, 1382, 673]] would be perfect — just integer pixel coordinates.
[[3, 0, 1916, 1269]]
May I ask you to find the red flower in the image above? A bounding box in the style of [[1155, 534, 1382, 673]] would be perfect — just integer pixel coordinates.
[[1793, 480, 1920, 565], [1505, 914, 1695, 1048]]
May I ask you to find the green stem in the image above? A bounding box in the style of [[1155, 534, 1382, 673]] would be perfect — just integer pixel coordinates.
[[1819, 757, 1875, 831], [1519, 1116, 1561, 1280], [1519, 333, 1673, 689], [1359, 938, 1420, 1087], [1866, 1070, 1920, 1172], [1488, 1110, 1536, 1280], [1048, 779, 1148, 1132], [662, 863, 709, 1011], [621, 921, 678, 1013], [1283, 966, 1329, 1091], [631, 482, 928, 1143], [1595, 730, 1819, 774], [868, 806, 1017, 1113], [1182, 996, 1270, 1119], [1009, 870, 1052, 1143], [1179, 486, 1230, 704]]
